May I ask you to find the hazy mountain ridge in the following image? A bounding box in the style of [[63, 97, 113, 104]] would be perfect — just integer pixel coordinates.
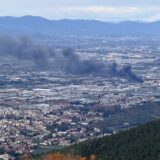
[[0, 15, 160, 36]]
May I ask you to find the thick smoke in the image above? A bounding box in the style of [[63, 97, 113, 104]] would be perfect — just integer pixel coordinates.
[[0, 35, 53, 70], [0, 35, 143, 82], [62, 48, 143, 82]]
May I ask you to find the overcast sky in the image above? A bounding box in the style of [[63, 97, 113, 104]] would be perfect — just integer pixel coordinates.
[[0, 0, 160, 21]]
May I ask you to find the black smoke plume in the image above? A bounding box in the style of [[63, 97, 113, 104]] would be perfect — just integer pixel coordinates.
[[0, 35, 53, 70], [0, 35, 143, 83], [62, 48, 143, 82]]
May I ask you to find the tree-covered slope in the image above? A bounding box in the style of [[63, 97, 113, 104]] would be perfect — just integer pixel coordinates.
[[61, 120, 160, 160]]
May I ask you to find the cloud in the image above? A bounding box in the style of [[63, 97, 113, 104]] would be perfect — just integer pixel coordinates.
[[42, 6, 160, 21], [57, 6, 139, 14], [0, 0, 160, 21], [145, 13, 160, 22]]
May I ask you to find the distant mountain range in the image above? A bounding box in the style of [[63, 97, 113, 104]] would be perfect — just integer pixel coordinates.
[[0, 15, 160, 37]]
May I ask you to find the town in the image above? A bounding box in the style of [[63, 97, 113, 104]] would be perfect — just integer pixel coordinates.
[[0, 36, 160, 159]]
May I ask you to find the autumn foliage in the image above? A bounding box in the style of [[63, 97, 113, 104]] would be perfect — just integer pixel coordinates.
[[41, 153, 96, 160]]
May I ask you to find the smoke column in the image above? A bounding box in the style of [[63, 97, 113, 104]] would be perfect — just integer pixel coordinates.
[[0, 35, 143, 83], [62, 48, 143, 82], [0, 35, 53, 70]]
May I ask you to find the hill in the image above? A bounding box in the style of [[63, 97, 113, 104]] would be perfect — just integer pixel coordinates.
[[1, 16, 160, 37], [68, 120, 160, 160], [33, 120, 160, 160]]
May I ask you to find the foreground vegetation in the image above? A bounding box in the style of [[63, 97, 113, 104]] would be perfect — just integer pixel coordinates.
[[30, 120, 160, 160], [68, 120, 160, 160]]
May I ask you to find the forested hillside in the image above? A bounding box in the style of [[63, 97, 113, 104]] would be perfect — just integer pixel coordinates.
[[32, 120, 160, 160]]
